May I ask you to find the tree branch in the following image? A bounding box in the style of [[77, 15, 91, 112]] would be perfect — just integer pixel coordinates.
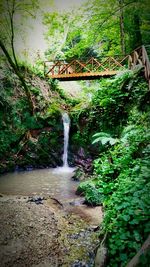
[[0, 39, 34, 115], [89, 0, 137, 43]]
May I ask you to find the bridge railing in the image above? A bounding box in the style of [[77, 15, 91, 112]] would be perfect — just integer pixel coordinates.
[[44, 46, 150, 87], [44, 55, 129, 77], [128, 45, 150, 88]]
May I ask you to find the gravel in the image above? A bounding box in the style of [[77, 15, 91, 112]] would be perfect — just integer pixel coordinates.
[[0, 195, 101, 267]]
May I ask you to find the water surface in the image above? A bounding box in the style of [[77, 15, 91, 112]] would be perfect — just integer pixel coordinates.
[[0, 168, 78, 201]]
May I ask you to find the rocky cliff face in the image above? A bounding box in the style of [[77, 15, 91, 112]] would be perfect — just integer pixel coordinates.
[[0, 64, 66, 173]]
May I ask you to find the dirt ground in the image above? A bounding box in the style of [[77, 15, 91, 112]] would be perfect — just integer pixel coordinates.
[[0, 195, 103, 267]]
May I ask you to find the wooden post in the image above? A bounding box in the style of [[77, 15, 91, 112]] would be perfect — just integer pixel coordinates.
[[126, 235, 150, 267]]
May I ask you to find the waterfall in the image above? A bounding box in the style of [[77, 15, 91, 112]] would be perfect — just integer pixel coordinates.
[[53, 112, 74, 173], [62, 113, 70, 167]]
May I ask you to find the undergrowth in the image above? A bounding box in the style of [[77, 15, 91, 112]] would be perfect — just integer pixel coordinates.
[[77, 70, 150, 266]]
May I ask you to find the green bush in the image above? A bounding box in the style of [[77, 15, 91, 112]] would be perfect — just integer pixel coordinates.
[[77, 97, 150, 266], [85, 123, 150, 266], [77, 181, 103, 205], [103, 159, 150, 266]]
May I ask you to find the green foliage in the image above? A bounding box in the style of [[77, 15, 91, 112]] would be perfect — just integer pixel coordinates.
[[70, 70, 149, 156], [92, 132, 119, 146], [77, 181, 102, 205], [80, 120, 150, 266], [29, 86, 40, 96], [47, 78, 58, 91], [103, 159, 150, 266], [71, 129, 91, 149], [46, 102, 61, 116], [0, 63, 64, 171], [43, 0, 150, 60], [17, 59, 44, 79], [76, 70, 150, 266]]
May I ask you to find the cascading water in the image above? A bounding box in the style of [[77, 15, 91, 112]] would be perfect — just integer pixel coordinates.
[[62, 112, 70, 167], [53, 112, 74, 173]]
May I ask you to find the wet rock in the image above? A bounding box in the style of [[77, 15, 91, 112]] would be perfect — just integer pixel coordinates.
[[94, 245, 107, 267], [74, 148, 92, 173], [29, 225, 34, 229], [71, 260, 89, 267], [27, 196, 44, 205], [69, 233, 80, 239], [77, 147, 86, 158], [69, 198, 85, 206], [26, 165, 33, 171]]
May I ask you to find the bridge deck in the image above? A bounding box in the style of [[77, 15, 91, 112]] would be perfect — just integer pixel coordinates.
[[49, 70, 118, 80]]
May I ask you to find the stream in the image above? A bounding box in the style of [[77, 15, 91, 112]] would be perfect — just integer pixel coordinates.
[[0, 168, 103, 267], [0, 113, 103, 266], [0, 168, 78, 201], [0, 167, 102, 224]]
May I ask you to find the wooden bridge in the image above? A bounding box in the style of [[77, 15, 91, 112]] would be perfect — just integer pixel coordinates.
[[44, 46, 150, 86]]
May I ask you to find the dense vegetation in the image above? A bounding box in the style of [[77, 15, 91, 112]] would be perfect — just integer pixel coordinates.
[[0, 60, 68, 172], [0, 0, 150, 266], [44, 0, 150, 59], [77, 70, 150, 266]]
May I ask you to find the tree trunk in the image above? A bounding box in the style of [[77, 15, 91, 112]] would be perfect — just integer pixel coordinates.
[[119, 0, 125, 55], [0, 39, 34, 115], [10, 11, 19, 70], [8, 0, 20, 70], [133, 14, 142, 49]]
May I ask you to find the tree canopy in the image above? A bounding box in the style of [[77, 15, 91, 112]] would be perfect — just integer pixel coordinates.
[[43, 0, 150, 60]]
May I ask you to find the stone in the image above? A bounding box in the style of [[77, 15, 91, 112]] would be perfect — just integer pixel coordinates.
[[71, 260, 89, 267], [27, 196, 44, 205], [94, 245, 107, 267]]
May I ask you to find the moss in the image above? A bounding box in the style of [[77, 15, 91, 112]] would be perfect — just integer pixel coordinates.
[[57, 213, 99, 266]]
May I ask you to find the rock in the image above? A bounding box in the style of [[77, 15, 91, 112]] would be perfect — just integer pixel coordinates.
[[27, 196, 44, 205], [71, 260, 89, 267], [89, 225, 100, 232], [26, 165, 33, 171], [74, 148, 92, 173], [94, 245, 107, 267], [69, 198, 85, 206], [77, 147, 86, 158]]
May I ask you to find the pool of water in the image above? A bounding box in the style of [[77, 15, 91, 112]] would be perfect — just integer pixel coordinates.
[[0, 168, 79, 201]]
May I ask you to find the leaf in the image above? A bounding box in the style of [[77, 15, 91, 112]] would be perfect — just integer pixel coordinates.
[[92, 132, 111, 138], [122, 215, 130, 221], [109, 138, 119, 145], [120, 253, 127, 261], [133, 230, 141, 241], [92, 135, 118, 146], [129, 219, 139, 225], [101, 137, 112, 145], [92, 137, 103, 144]]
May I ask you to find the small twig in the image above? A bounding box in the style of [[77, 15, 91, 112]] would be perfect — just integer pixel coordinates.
[[101, 232, 107, 246], [50, 197, 63, 207], [94, 231, 108, 251]]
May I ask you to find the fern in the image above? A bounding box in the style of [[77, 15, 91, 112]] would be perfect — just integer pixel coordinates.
[[92, 132, 119, 146]]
